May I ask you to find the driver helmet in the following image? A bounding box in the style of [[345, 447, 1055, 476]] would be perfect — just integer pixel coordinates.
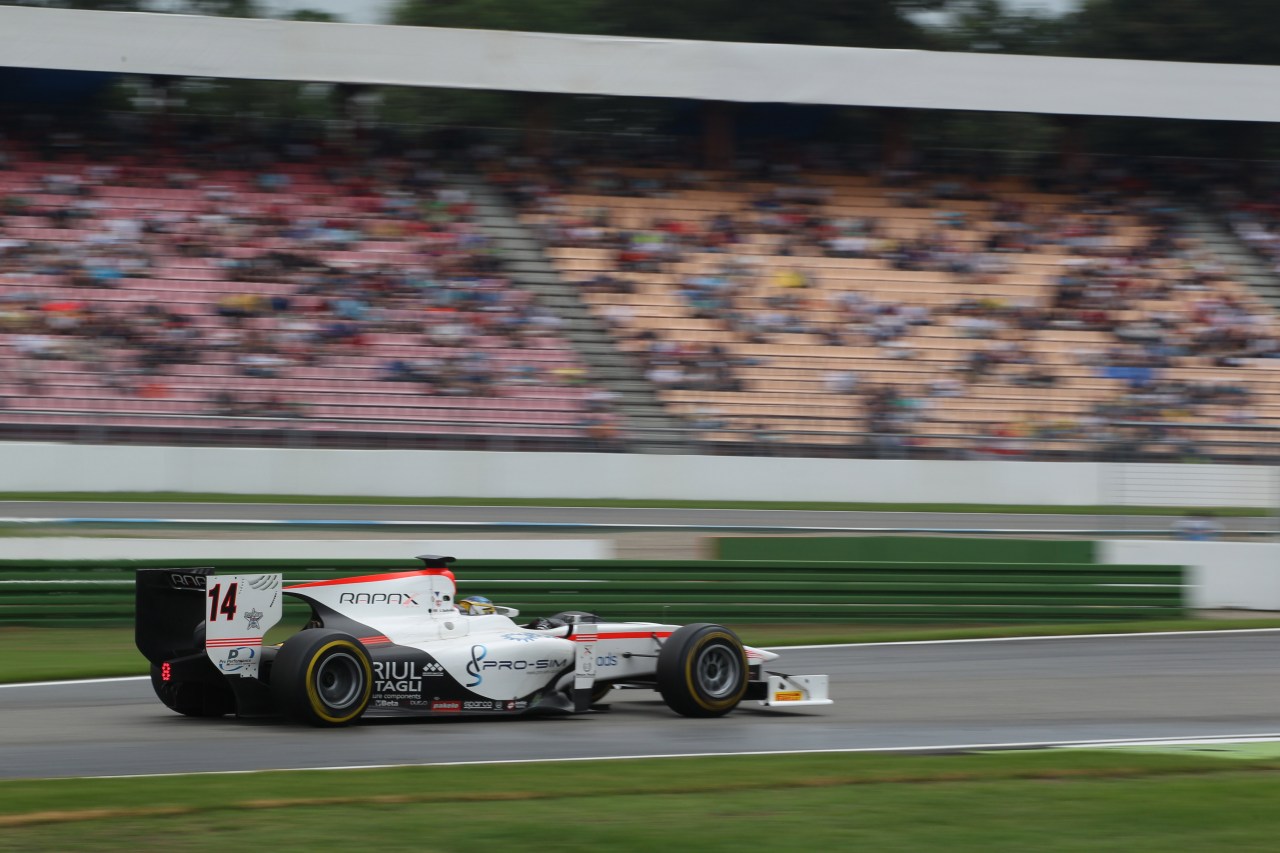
[[458, 595, 495, 616]]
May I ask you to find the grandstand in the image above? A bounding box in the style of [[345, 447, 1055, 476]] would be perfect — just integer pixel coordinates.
[[511, 159, 1280, 458], [4, 131, 1278, 459], [0, 128, 612, 449]]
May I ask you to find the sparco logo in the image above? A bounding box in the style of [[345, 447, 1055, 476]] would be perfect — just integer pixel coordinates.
[[338, 592, 420, 606], [170, 574, 206, 590]]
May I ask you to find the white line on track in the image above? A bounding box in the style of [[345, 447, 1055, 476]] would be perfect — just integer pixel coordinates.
[[1080, 735, 1280, 748], [61, 732, 1280, 780], [0, 675, 147, 689], [766, 627, 1280, 651]]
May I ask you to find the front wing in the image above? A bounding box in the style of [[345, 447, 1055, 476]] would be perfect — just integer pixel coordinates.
[[756, 673, 832, 707]]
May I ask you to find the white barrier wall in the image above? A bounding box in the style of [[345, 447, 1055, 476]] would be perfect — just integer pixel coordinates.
[[0, 538, 611, 561], [1102, 540, 1280, 611], [3, 443, 1277, 506], [3, 442, 1277, 507]]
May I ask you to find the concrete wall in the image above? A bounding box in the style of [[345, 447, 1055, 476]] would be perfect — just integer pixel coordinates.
[[4, 442, 1276, 507], [1102, 540, 1280, 611]]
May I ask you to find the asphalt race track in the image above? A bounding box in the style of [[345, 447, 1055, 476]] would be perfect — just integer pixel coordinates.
[[0, 501, 1274, 533], [5, 632, 1280, 779], [4, 501, 1278, 779]]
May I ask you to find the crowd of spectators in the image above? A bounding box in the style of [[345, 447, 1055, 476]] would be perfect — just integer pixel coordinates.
[[494, 151, 1280, 455], [0, 117, 606, 435], [5, 117, 1279, 456], [1206, 160, 1280, 274]]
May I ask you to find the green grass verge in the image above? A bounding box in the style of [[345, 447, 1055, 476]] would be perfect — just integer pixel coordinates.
[[8, 619, 1280, 684], [4, 751, 1280, 851], [0, 491, 1271, 516], [0, 618, 309, 683]]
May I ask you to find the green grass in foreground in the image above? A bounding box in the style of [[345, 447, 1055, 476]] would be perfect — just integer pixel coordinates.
[[7, 619, 1280, 684], [0, 491, 1270, 516], [4, 751, 1280, 851]]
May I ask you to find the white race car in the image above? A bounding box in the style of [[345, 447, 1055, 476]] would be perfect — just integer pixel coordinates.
[[136, 555, 831, 726]]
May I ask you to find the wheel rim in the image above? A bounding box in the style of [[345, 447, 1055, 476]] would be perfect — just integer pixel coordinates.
[[314, 651, 363, 710], [695, 643, 741, 699]]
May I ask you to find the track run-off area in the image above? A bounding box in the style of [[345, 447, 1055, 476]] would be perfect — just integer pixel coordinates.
[[6, 630, 1280, 780]]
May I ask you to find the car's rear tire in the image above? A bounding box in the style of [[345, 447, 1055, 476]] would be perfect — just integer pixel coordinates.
[[270, 629, 372, 726], [149, 665, 234, 718], [656, 623, 748, 718]]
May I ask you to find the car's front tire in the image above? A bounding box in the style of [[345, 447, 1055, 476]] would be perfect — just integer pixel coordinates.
[[655, 623, 748, 718], [270, 629, 372, 726]]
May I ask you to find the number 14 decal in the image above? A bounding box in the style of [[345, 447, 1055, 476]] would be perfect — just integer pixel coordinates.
[[207, 582, 239, 622]]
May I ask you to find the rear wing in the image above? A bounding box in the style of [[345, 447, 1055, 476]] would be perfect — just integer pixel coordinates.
[[202, 573, 282, 678], [136, 568, 282, 679]]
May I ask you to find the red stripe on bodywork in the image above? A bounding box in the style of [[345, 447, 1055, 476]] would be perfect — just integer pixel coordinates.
[[591, 631, 674, 641], [359, 636, 391, 645], [286, 569, 456, 590]]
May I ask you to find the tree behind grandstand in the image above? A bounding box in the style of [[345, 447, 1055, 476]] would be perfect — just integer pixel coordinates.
[[9, 0, 1280, 154], [13, 0, 1280, 65], [3, 0, 262, 14]]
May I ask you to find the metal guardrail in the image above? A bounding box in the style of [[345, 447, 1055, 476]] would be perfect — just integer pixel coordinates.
[[3, 409, 1280, 463]]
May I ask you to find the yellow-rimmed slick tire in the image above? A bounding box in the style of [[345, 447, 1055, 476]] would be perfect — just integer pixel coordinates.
[[271, 629, 372, 727], [656, 623, 748, 718]]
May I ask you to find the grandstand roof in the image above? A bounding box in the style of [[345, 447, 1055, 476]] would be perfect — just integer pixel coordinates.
[[1, 6, 1278, 122]]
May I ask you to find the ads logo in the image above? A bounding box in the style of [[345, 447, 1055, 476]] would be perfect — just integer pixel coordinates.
[[338, 592, 421, 607], [217, 646, 257, 673], [466, 645, 487, 687]]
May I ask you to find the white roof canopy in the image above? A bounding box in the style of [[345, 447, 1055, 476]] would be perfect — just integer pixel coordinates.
[[1, 6, 1277, 122]]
